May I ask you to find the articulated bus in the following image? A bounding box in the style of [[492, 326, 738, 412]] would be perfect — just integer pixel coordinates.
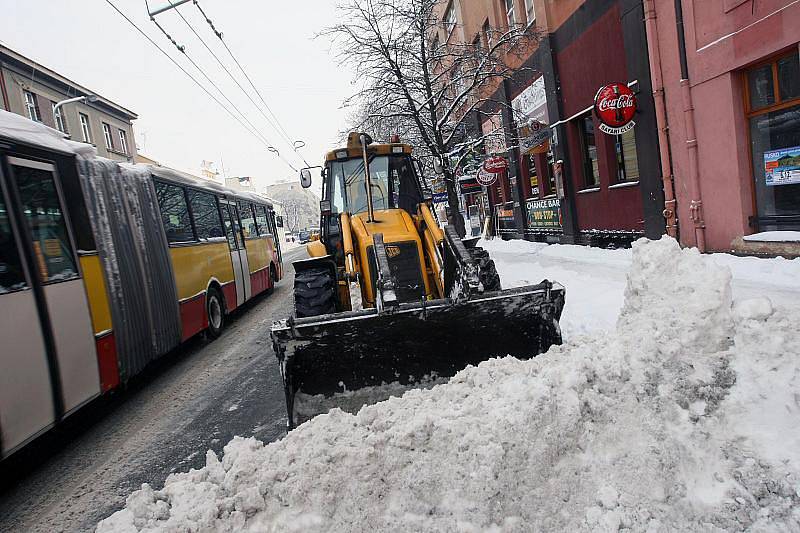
[[0, 111, 283, 460]]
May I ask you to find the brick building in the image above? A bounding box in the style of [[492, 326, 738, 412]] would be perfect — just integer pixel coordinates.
[[435, 0, 800, 253], [434, 0, 665, 246], [647, 0, 800, 254], [0, 43, 137, 162]]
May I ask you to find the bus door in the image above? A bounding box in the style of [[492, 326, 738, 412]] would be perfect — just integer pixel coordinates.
[[220, 199, 251, 306], [269, 209, 283, 277], [0, 158, 98, 455]]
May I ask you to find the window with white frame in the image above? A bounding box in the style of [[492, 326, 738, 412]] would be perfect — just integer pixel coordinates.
[[51, 101, 67, 133], [79, 113, 92, 143], [23, 90, 41, 122], [444, 2, 457, 35], [524, 0, 535, 25], [102, 122, 114, 150], [504, 0, 516, 28], [118, 129, 129, 155]]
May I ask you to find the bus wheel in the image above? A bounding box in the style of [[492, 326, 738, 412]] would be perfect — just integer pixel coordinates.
[[266, 265, 276, 296], [206, 287, 225, 339]]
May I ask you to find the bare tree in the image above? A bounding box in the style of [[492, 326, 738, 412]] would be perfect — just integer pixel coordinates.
[[324, 0, 539, 236], [281, 199, 303, 235]]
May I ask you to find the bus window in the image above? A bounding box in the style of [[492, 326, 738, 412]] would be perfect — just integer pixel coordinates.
[[221, 201, 240, 250], [0, 193, 27, 293], [13, 164, 79, 283], [188, 189, 224, 240], [155, 182, 195, 243], [238, 202, 256, 239], [255, 205, 270, 236]]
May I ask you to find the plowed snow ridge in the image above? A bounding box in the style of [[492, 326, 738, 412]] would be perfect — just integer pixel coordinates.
[[97, 237, 800, 532]]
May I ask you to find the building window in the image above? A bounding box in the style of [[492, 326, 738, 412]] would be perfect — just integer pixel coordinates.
[[504, 0, 516, 28], [482, 20, 492, 48], [524, 0, 535, 25], [23, 90, 41, 122], [79, 113, 92, 143], [155, 181, 195, 243], [578, 115, 600, 188], [443, 2, 457, 35], [614, 128, 639, 183], [118, 129, 129, 155], [102, 123, 114, 150], [51, 101, 67, 133], [745, 50, 800, 231]]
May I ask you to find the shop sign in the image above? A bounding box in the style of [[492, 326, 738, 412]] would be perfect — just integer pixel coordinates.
[[594, 82, 637, 135], [482, 113, 507, 154], [519, 120, 552, 154], [512, 76, 549, 125], [477, 167, 498, 186], [496, 207, 517, 234], [764, 146, 800, 186], [459, 175, 482, 194], [525, 198, 562, 229], [432, 192, 449, 204], [483, 156, 508, 173]]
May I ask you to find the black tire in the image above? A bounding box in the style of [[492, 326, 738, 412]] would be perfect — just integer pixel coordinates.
[[266, 265, 277, 296], [294, 267, 337, 318], [206, 287, 225, 339], [468, 247, 502, 292]]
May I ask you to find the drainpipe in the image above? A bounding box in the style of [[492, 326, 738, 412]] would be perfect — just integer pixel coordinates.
[[643, 0, 678, 239], [675, 0, 706, 251]]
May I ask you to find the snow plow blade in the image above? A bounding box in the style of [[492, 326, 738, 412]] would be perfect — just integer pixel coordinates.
[[271, 281, 565, 428]]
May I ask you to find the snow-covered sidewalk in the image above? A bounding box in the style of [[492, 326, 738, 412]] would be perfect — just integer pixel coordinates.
[[481, 238, 800, 340], [97, 238, 800, 532]]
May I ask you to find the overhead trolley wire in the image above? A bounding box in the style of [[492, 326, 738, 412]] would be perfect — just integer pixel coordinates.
[[145, 0, 298, 172], [192, 0, 312, 168], [104, 0, 298, 172], [162, 0, 308, 168]]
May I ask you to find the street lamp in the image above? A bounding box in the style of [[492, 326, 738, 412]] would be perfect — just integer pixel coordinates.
[[52, 94, 98, 117]]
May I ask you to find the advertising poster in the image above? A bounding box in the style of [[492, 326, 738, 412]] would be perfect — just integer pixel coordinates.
[[525, 198, 561, 230], [764, 146, 800, 186], [496, 207, 516, 234]]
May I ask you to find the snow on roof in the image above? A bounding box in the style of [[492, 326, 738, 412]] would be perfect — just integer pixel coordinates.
[[0, 109, 96, 158], [97, 237, 800, 532]]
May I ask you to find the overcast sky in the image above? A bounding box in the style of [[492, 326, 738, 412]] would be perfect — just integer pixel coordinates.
[[0, 0, 355, 191]]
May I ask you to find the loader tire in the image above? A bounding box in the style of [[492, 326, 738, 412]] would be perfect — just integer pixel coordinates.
[[468, 247, 502, 292], [294, 267, 337, 318]]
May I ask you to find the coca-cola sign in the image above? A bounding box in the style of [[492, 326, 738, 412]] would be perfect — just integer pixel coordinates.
[[483, 156, 508, 173], [594, 83, 637, 135]]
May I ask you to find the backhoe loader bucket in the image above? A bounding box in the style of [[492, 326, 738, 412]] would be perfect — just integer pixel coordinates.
[[271, 282, 564, 428]]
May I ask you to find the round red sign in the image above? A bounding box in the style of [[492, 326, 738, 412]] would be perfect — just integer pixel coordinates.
[[594, 83, 637, 128], [483, 156, 508, 173]]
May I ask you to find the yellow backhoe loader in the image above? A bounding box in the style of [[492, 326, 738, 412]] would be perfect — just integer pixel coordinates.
[[271, 133, 565, 428]]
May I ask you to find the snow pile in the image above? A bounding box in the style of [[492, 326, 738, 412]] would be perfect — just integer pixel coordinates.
[[481, 237, 800, 339], [743, 231, 800, 243], [97, 237, 800, 532]]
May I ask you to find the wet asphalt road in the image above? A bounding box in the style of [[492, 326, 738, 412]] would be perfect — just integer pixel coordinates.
[[0, 245, 307, 533]]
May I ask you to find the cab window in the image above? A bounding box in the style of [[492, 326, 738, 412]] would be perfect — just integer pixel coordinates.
[[0, 192, 27, 292], [13, 163, 79, 283]]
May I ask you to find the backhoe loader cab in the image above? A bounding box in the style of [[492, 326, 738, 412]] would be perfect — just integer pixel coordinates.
[[271, 133, 566, 428]]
